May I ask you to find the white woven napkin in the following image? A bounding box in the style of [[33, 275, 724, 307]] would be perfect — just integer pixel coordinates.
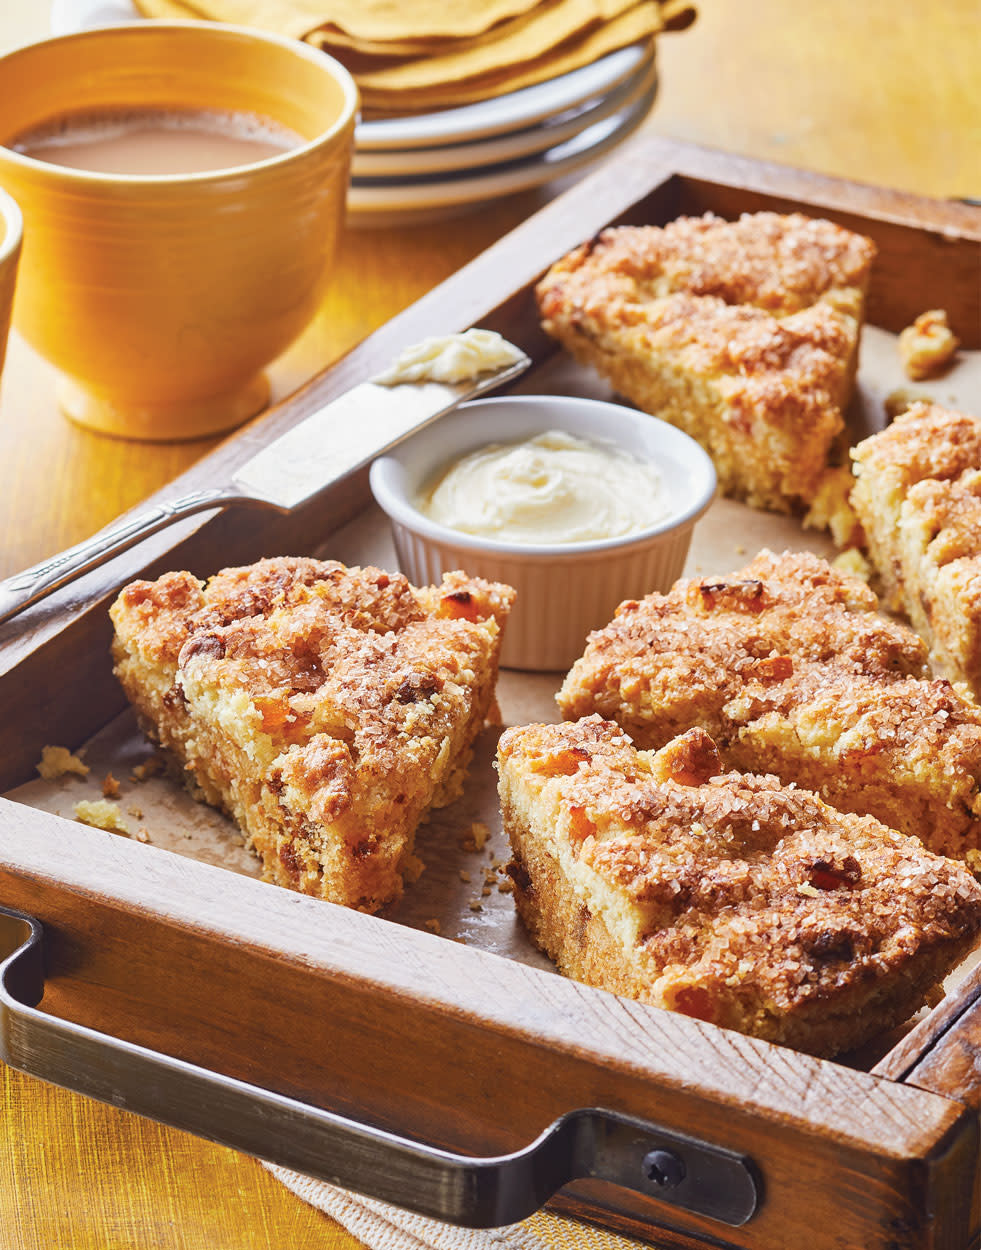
[[264, 1164, 652, 1250]]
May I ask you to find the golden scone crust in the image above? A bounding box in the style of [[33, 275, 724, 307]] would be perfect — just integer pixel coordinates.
[[853, 402, 981, 488], [540, 212, 875, 314], [110, 556, 514, 912], [536, 212, 876, 512], [898, 309, 960, 381], [852, 402, 981, 696], [558, 549, 981, 858], [498, 717, 981, 1057]]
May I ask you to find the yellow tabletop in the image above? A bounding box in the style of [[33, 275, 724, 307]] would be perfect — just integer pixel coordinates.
[[1, 3, 978, 1247]]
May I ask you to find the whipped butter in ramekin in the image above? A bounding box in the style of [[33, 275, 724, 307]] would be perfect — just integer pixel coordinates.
[[420, 429, 671, 545], [369, 395, 717, 670]]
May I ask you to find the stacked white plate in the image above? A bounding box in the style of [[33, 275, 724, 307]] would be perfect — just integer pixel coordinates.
[[52, 1, 657, 226], [348, 41, 657, 225]]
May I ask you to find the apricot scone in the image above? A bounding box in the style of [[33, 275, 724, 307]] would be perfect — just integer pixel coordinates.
[[851, 402, 981, 697], [110, 557, 514, 912], [498, 717, 981, 1057], [536, 212, 876, 512], [558, 549, 981, 859]]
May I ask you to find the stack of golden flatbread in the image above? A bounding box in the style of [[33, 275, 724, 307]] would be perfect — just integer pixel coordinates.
[[133, 0, 694, 116]]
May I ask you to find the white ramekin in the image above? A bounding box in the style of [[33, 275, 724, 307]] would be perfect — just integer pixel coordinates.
[[369, 395, 716, 671]]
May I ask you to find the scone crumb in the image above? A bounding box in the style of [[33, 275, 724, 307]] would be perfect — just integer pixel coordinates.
[[497, 877, 514, 894], [131, 754, 165, 782], [37, 745, 89, 780], [831, 548, 872, 582], [803, 465, 861, 548], [899, 309, 959, 380], [797, 882, 821, 898], [423, 918, 442, 935], [481, 885, 492, 897], [734, 544, 746, 555], [458, 869, 472, 883], [134, 826, 151, 843], [966, 849, 981, 880], [73, 799, 129, 835], [468, 898, 484, 912], [102, 772, 121, 799], [127, 805, 144, 820], [461, 821, 490, 852], [402, 854, 425, 885], [884, 387, 933, 422]]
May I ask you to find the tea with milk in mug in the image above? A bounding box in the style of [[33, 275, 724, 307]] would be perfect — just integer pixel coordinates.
[[10, 107, 303, 174]]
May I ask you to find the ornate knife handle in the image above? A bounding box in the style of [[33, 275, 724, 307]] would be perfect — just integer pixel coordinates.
[[0, 488, 259, 626], [0, 905, 760, 1229]]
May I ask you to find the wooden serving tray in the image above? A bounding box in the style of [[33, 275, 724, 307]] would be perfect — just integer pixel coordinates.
[[2, 139, 981, 1250]]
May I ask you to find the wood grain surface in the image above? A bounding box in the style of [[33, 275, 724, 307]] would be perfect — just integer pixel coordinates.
[[0, 798, 977, 1250], [1, 3, 980, 1248]]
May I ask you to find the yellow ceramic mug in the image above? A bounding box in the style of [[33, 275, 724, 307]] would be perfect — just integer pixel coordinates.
[[0, 23, 358, 441], [0, 186, 22, 385]]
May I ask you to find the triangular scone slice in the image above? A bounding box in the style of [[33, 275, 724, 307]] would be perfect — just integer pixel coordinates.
[[110, 556, 514, 912], [537, 212, 876, 512], [851, 402, 981, 608], [852, 402, 981, 697], [498, 716, 981, 1058], [897, 470, 981, 697], [558, 549, 981, 860]]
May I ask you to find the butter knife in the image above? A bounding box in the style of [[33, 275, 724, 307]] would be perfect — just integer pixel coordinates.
[[0, 348, 530, 626]]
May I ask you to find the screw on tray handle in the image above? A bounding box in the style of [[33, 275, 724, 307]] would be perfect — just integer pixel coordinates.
[[0, 904, 761, 1229]]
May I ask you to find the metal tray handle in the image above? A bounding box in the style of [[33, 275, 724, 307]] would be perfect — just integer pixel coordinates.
[[0, 905, 760, 1229]]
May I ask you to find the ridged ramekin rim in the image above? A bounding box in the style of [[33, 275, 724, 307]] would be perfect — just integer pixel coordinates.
[[369, 394, 717, 560]]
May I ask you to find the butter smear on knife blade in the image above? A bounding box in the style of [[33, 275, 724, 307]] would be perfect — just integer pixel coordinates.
[[373, 329, 526, 385]]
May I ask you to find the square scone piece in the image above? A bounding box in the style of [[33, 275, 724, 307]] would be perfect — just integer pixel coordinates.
[[851, 402, 981, 697], [536, 212, 876, 512], [498, 717, 981, 1057], [111, 557, 515, 912], [558, 549, 981, 859]]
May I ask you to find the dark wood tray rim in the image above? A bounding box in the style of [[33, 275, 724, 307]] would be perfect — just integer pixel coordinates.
[[2, 139, 980, 1250]]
